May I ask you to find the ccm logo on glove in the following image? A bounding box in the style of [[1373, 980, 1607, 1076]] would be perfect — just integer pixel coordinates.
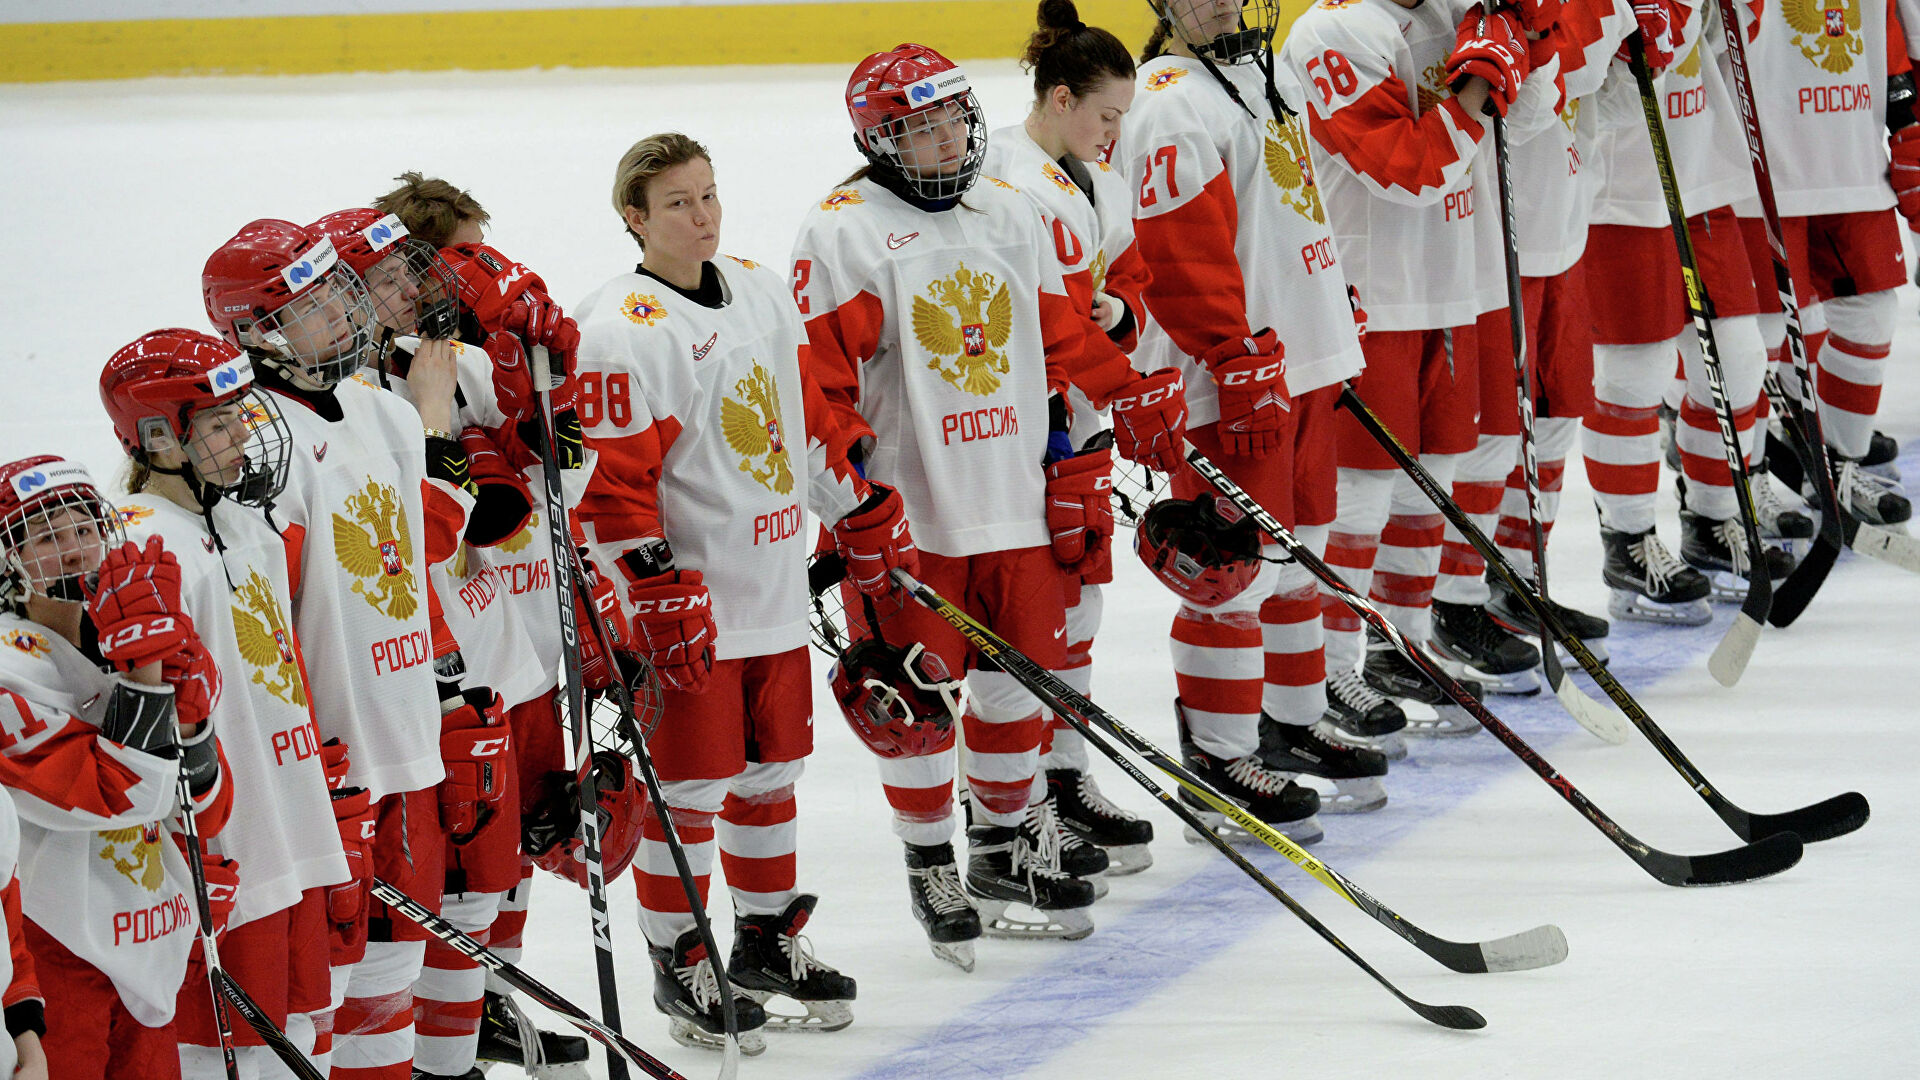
[[631, 592, 711, 615], [1220, 361, 1284, 386]]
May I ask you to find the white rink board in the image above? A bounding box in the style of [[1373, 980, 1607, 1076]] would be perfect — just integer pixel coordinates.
[[2, 61, 1917, 1080]]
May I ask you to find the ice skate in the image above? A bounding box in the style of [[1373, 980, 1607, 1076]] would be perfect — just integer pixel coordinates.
[[1832, 457, 1911, 525], [414, 1069, 483, 1080], [1317, 667, 1409, 761], [1749, 473, 1816, 541], [474, 990, 591, 1078], [1048, 768, 1153, 875], [904, 841, 981, 972], [1360, 630, 1484, 737], [965, 823, 1096, 940], [1023, 789, 1110, 898], [1864, 429, 1901, 481], [1678, 509, 1796, 602], [650, 927, 768, 1056], [1174, 700, 1323, 844], [1599, 525, 1712, 625], [1485, 572, 1610, 664], [730, 894, 857, 1032], [1258, 712, 1387, 813], [1428, 599, 1541, 695]]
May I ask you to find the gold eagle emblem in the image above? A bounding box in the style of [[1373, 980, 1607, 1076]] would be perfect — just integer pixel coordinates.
[[1783, 0, 1861, 72], [1041, 161, 1079, 195], [820, 189, 864, 211], [232, 568, 306, 708], [622, 292, 668, 327], [1674, 41, 1702, 77], [1559, 97, 1581, 133], [99, 824, 166, 892], [333, 478, 419, 621], [499, 510, 536, 555], [913, 264, 1014, 397], [1417, 60, 1450, 114], [1089, 249, 1109, 295], [1264, 115, 1326, 224], [720, 361, 795, 495]]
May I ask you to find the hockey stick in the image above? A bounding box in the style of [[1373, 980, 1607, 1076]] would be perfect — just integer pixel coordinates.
[[1489, 112, 1620, 740], [885, 570, 1489, 1028], [529, 343, 630, 1080], [1338, 386, 1869, 843], [372, 879, 692, 1080], [807, 551, 1564, 977], [1186, 439, 1805, 882], [1626, 33, 1771, 685]]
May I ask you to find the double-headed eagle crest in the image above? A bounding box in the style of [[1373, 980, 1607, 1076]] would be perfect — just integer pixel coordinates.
[[1265, 116, 1326, 224], [1417, 61, 1450, 114], [334, 478, 418, 621], [913, 264, 1013, 397], [1784, 0, 1861, 72], [232, 568, 306, 707], [720, 361, 795, 495], [100, 824, 166, 892]]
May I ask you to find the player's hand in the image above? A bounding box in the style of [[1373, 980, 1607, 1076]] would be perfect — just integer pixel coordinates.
[[1205, 330, 1291, 457], [162, 640, 221, 734], [485, 330, 540, 423], [13, 1030, 47, 1080], [199, 853, 239, 938], [1090, 291, 1124, 332], [575, 554, 631, 691], [410, 336, 461, 434], [1448, 6, 1530, 116], [1618, 0, 1682, 71], [1891, 125, 1920, 228], [439, 690, 510, 841], [87, 536, 192, 671], [326, 783, 376, 965], [319, 737, 351, 792], [1109, 367, 1188, 474], [1348, 284, 1368, 341], [1044, 444, 1116, 575], [832, 484, 919, 596], [627, 570, 717, 693], [504, 295, 580, 386]]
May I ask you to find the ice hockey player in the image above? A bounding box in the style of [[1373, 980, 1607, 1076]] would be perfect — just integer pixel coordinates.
[[0, 455, 232, 1080], [0, 760, 46, 1080]]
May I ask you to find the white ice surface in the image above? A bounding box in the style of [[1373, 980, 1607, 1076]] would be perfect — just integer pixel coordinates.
[[3, 60, 1917, 1080]]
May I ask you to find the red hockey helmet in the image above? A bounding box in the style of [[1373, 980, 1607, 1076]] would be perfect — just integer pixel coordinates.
[[0, 456, 126, 606], [845, 43, 987, 203], [1154, 0, 1282, 63], [525, 751, 648, 890], [1134, 494, 1264, 606], [309, 209, 460, 341], [98, 328, 294, 508], [201, 218, 379, 389], [830, 637, 964, 759]]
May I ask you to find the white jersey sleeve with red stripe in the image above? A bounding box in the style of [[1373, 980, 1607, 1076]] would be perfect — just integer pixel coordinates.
[[1740, 0, 1895, 215]]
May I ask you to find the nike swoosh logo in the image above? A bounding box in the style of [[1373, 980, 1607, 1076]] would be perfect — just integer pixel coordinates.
[[887, 232, 920, 250], [1054, 627, 1066, 639], [313, 442, 329, 461]]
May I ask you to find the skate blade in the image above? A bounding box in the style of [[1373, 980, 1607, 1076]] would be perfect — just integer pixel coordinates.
[[1608, 588, 1712, 626], [668, 1018, 767, 1057], [1550, 637, 1609, 666], [972, 897, 1095, 941], [1430, 651, 1540, 696], [1698, 567, 1769, 603], [1403, 704, 1482, 738], [739, 990, 855, 1033], [1088, 873, 1110, 901], [1313, 720, 1408, 762], [1313, 776, 1388, 815], [930, 939, 976, 972], [478, 1063, 592, 1079], [1183, 810, 1324, 847], [1099, 843, 1153, 876]]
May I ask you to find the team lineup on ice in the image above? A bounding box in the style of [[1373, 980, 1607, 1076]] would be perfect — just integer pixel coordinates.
[[0, 0, 1917, 1076]]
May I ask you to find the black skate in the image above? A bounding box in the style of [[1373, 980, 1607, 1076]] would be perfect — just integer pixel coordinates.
[[1600, 525, 1712, 625], [1023, 791, 1111, 898], [1317, 667, 1409, 761], [412, 1069, 483, 1080], [1428, 599, 1541, 695], [1485, 573, 1610, 665], [1174, 700, 1323, 845], [1361, 630, 1484, 737], [1864, 430, 1901, 479], [1833, 457, 1912, 525], [730, 894, 856, 1033], [1678, 509, 1795, 602], [905, 842, 981, 972], [1257, 713, 1387, 814], [1047, 768, 1153, 876], [475, 990, 591, 1078], [965, 823, 1096, 941], [1679, 472, 1813, 547], [650, 927, 768, 1056]]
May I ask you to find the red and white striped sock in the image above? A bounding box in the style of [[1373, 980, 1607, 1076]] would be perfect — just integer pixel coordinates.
[[1261, 532, 1326, 726], [1436, 434, 1517, 606], [332, 940, 426, 1080], [1172, 563, 1272, 761], [1495, 416, 1576, 574], [1817, 290, 1896, 459], [1586, 338, 1679, 534], [962, 671, 1044, 827], [1041, 584, 1102, 775], [634, 777, 725, 948], [875, 738, 958, 847], [413, 891, 504, 1076], [1370, 457, 1456, 644], [721, 760, 803, 917], [1322, 467, 1395, 674], [1676, 315, 1767, 521]]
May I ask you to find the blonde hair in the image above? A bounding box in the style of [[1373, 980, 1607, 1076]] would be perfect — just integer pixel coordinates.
[[611, 133, 712, 250], [372, 171, 490, 248]]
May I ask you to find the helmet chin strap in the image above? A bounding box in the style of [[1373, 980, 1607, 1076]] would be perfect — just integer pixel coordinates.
[[860, 150, 967, 213]]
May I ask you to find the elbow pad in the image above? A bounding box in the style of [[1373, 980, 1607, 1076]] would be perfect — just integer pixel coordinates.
[[100, 677, 178, 756]]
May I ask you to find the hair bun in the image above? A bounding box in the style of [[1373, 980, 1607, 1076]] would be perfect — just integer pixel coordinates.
[[1038, 0, 1084, 32]]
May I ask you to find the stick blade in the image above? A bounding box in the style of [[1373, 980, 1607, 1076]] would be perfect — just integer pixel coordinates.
[[1852, 523, 1920, 573], [1707, 613, 1762, 687], [1735, 790, 1871, 845], [1552, 671, 1632, 744], [1643, 830, 1804, 887], [1474, 924, 1570, 973], [1409, 1000, 1489, 1031], [1769, 534, 1841, 626]]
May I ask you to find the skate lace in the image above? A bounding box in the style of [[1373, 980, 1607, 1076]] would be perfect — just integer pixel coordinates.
[[1629, 534, 1687, 590], [1027, 796, 1093, 870], [1838, 458, 1901, 513], [1224, 754, 1290, 796], [1751, 474, 1799, 527], [918, 860, 972, 916], [676, 951, 724, 1011], [1006, 828, 1077, 886], [1327, 668, 1391, 714], [493, 989, 549, 1067], [1713, 517, 1752, 575], [774, 928, 826, 985], [1073, 772, 1136, 824]]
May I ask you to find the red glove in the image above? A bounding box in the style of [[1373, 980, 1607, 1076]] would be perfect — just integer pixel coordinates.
[[161, 640, 222, 732], [458, 426, 535, 547], [1891, 125, 1920, 227], [831, 484, 920, 596], [441, 242, 550, 329], [627, 570, 717, 693], [86, 536, 193, 670], [198, 853, 239, 939], [1348, 284, 1368, 341], [1447, 6, 1531, 116], [1044, 446, 1116, 574], [504, 294, 581, 359], [1109, 368, 1188, 474], [484, 330, 539, 423], [1205, 330, 1291, 457], [439, 691, 510, 840], [326, 785, 376, 965], [1617, 0, 1682, 71], [319, 737, 351, 792], [575, 555, 631, 691], [1513, 0, 1561, 34]]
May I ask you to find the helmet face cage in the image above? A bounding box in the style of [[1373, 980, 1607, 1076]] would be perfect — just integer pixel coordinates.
[[864, 93, 988, 203], [834, 638, 965, 758], [251, 262, 379, 388], [1, 478, 125, 605], [1111, 457, 1165, 529], [179, 387, 294, 507], [359, 238, 461, 341], [1158, 0, 1280, 63]]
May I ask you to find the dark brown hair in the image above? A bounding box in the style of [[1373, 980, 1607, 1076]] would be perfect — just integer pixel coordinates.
[[1022, 0, 1135, 101], [372, 172, 490, 248]]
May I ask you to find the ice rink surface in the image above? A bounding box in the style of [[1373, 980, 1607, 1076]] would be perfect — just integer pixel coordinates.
[[3, 59, 1917, 1080]]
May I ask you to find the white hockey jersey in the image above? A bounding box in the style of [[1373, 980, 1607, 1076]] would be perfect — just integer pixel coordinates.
[[792, 176, 1084, 558], [1124, 52, 1363, 413], [115, 495, 348, 930], [575, 257, 868, 658], [267, 375, 466, 801], [0, 794, 30, 1079]]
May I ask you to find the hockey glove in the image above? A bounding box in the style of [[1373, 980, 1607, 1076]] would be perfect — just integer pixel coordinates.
[[1447, 6, 1531, 116], [1349, 284, 1369, 341], [1617, 0, 1683, 72], [439, 689, 510, 842], [1514, 0, 1561, 33], [485, 330, 539, 423], [1205, 330, 1291, 457], [1109, 368, 1189, 475], [458, 426, 535, 547], [627, 570, 718, 694], [1891, 125, 1920, 228], [1044, 444, 1116, 575], [87, 536, 193, 670], [832, 484, 919, 596], [199, 852, 239, 940], [504, 294, 581, 362], [319, 737, 351, 792], [575, 553, 631, 692], [162, 639, 221, 734], [326, 784, 376, 964]]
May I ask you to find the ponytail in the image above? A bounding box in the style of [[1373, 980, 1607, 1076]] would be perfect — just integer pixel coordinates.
[[1021, 0, 1136, 101]]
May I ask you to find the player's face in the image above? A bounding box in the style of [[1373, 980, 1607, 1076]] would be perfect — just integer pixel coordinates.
[[641, 157, 722, 266], [263, 275, 365, 378], [362, 252, 422, 335], [12, 504, 106, 593], [185, 399, 252, 487], [1063, 77, 1134, 163], [897, 100, 972, 177], [1169, 0, 1246, 48]]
